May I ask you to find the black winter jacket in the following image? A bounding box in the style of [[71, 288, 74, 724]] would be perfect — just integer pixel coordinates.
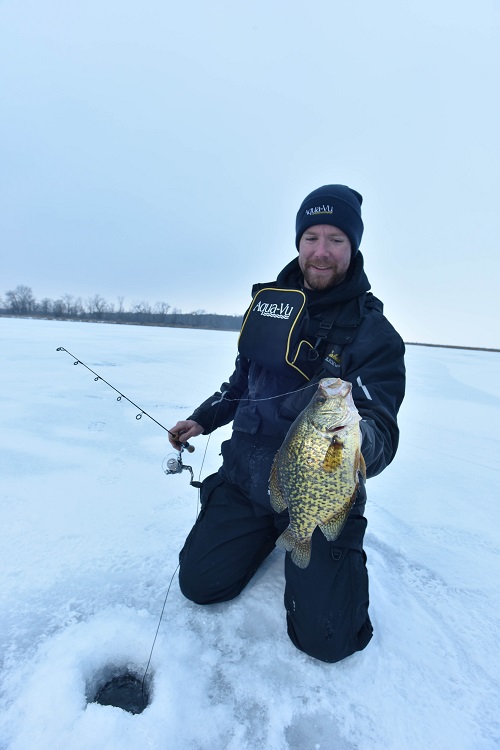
[[190, 252, 406, 514]]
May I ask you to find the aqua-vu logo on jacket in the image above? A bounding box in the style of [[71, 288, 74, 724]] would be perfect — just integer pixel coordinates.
[[253, 301, 294, 320]]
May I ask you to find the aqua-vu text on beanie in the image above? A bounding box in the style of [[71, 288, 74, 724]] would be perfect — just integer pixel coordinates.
[[295, 184, 364, 253]]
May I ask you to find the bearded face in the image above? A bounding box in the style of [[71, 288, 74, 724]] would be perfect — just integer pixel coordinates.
[[298, 225, 352, 290]]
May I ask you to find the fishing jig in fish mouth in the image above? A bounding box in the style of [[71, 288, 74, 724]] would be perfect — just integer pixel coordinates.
[[57, 346, 201, 486]]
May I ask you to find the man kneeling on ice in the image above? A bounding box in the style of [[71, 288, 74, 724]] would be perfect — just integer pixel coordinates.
[[169, 184, 405, 663]]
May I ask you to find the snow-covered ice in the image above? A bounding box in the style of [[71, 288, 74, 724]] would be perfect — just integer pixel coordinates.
[[0, 317, 499, 750]]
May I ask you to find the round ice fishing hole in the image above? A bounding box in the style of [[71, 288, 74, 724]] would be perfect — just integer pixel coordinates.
[[89, 668, 151, 715]]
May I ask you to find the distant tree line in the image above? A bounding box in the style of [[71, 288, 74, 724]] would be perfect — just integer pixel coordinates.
[[0, 285, 243, 331]]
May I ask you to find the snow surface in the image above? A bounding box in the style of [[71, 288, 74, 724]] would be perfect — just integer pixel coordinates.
[[0, 317, 499, 750]]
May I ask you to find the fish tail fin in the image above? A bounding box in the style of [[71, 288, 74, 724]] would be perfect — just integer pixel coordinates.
[[275, 528, 311, 569], [290, 541, 312, 569], [275, 527, 295, 552]]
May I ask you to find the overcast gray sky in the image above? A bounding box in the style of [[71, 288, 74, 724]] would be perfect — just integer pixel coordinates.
[[1, 0, 499, 348]]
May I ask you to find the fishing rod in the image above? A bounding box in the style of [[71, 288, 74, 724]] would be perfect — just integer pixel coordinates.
[[57, 346, 201, 487], [57, 346, 193, 449]]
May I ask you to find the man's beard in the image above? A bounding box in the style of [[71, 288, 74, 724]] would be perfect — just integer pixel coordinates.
[[301, 262, 348, 291]]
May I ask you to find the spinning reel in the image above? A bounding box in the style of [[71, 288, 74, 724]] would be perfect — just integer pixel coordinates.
[[162, 448, 202, 488]]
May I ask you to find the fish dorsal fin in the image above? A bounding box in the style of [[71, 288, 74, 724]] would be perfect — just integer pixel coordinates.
[[354, 447, 367, 482], [360, 452, 366, 481]]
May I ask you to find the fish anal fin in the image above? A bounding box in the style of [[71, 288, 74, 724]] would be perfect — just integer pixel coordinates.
[[319, 514, 347, 542], [319, 496, 356, 543], [276, 528, 312, 569]]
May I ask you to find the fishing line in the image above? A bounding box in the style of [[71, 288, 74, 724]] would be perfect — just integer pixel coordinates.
[[140, 562, 179, 706], [57, 345, 319, 711], [140, 402, 221, 708], [214, 380, 319, 404], [139, 377, 319, 698], [57, 346, 318, 414]]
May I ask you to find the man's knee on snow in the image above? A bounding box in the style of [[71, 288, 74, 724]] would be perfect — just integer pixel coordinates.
[[286, 613, 373, 664], [178, 554, 245, 605], [178, 563, 212, 605]]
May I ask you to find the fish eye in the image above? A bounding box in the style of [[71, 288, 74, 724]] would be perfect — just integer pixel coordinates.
[[315, 396, 327, 405]]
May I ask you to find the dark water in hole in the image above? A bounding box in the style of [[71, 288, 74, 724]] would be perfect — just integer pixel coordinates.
[[94, 673, 149, 714]]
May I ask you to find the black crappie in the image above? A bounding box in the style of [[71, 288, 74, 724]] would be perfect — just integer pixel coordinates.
[[269, 377, 365, 568]]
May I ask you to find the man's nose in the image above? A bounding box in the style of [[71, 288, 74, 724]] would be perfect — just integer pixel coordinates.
[[313, 238, 329, 256]]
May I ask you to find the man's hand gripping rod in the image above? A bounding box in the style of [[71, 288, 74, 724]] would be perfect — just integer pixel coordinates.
[[168, 431, 195, 454]]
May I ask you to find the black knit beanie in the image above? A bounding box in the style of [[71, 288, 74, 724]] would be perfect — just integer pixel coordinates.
[[295, 184, 364, 253]]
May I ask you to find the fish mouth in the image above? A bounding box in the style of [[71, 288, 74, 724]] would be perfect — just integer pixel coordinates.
[[312, 422, 347, 434], [312, 415, 360, 433], [326, 424, 348, 434]]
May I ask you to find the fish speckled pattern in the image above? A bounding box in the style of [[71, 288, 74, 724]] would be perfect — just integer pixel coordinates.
[[269, 378, 365, 568]]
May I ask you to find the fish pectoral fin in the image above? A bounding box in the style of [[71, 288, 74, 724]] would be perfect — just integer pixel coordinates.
[[322, 439, 343, 473], [275, 529, 312, 569]]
